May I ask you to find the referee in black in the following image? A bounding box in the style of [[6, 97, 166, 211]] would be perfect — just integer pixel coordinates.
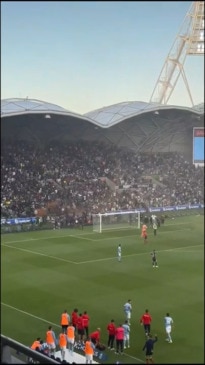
[[142, 333, 158, 364], [151, 250, 158, 268]]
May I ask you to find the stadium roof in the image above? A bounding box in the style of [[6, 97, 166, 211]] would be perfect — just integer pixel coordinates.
[[1, 98, 204, 128], [1, 98, 90, 122], [84, 101, 204, 126]]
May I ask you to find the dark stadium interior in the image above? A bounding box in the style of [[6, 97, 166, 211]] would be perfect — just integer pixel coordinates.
[[2, 108, 203, 159]]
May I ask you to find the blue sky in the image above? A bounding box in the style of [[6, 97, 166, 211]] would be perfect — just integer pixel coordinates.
[[1, 1, 204, 114]]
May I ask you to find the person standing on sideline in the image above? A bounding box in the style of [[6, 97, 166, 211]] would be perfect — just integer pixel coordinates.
[[84, 338, 95, 364], [142, 334, 158, 364], [107, 319, 116, 350], [76, 313, 85, 344], [151, 250, 158, 268], [60, 310, 70, 334], [82, 311, 90, 339], [117, 244, 122, 262], [123, 299, 132, 325], [115, 324, 124, 355], [67, 323, 75, 355], [58, 331, 67, 361], [122, 320, 130, 349], [45, 326, 56, 357], [164, 313, 174, 343], [153, 222, 158, 236], [71, 308, 78, 332], [140, 309, 152, 336]]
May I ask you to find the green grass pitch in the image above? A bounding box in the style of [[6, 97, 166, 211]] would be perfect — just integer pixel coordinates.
[[1, 215, 204, 364]]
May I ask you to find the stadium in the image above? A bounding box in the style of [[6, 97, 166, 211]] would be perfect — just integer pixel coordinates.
[[1, 98, 204, 364], [1, 2, 204, 365]]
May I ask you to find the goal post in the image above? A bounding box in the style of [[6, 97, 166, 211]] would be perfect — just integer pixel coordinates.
[[92, 210, 141, 233]]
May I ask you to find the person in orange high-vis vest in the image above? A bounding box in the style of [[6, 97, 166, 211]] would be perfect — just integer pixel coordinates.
[[30, 337, 41, 350], [67, 323, 75, 355], [59, 331, 67, 361], [46, 325, 56, 357], [28, 337, 42, 363], [84, 339, 95, 364], [61, 310, 70, 334]]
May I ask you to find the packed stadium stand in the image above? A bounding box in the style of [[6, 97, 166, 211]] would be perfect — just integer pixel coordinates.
[[1, 98, 204, 225]]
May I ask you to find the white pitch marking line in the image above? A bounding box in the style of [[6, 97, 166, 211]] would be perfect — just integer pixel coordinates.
[[1, 233, 96, 244], [1, 244, 78, 264], [172, 250, 202, 253], [94, 228, 191, 241], [2, 242, 203, 266], [1, 302, 60, 327], [1, 302, 145, 363], [77, 244, 204, 264], [1, 226, 192, 245], [69, 234, 95, 241]]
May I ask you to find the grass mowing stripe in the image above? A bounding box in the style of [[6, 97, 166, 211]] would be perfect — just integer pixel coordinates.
[[77, 244, 203, 264], [1, 227, 192, 245], [95, 228, 191, 241], [1, 244, 78, 264], [1, 302, 145, 364], [2, 242, 203, 265]]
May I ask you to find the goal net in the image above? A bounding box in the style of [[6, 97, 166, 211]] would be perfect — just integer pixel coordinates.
[[92, 210, 141, 233]]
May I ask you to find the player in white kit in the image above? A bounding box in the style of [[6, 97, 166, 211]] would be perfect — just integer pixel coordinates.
[[164, 313, 174, 343]]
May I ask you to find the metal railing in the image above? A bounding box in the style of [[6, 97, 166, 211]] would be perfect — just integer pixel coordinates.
[[1, 334, 59, 364]]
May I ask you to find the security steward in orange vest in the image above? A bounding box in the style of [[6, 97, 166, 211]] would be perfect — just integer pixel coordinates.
[[84, 338, 95, 364], [61, 309, 70, 334], [30, 337, 41, 350], [59, 331, 67, 361]]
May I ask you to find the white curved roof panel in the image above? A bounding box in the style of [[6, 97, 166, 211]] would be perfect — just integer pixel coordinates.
[[1, 98, 204, 128], [1, 98, 84, 119], [84, 101, 204, 127]]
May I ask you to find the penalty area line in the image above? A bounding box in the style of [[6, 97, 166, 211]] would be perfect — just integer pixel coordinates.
[[2, 227, 191, 246], [1, 220, 194, 245], [1, 243, 78, 264]]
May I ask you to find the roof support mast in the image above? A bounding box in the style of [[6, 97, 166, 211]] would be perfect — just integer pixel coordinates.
[[149, 1, 204, 106]]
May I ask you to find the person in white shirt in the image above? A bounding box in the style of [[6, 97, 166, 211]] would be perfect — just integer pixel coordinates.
[[153, 222, 158, 236], [117, 244, 122, 262], [151, 214, 157, 225], [122, 320, 130, 349], [164, 313, 174, 343], [123, 300, 132, 325]]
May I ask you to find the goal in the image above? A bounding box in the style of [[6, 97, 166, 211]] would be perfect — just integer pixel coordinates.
[[92, 210, 141, 233]]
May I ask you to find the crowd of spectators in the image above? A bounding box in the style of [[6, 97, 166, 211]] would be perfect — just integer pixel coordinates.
[[1, 140, 204, 221]]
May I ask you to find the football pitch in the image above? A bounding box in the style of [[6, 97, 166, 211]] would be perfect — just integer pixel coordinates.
[[1, 215, 204, 364]]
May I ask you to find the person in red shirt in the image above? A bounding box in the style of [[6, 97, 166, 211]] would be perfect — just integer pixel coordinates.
[[90, 328, 101, 345], [115, 324, 124, 354], [140, 309, 152, 336], [71, 308, 78, 331], [82, 311, 90, 339], [76, 313, 85, 344], [107, 319, 116, 350]]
